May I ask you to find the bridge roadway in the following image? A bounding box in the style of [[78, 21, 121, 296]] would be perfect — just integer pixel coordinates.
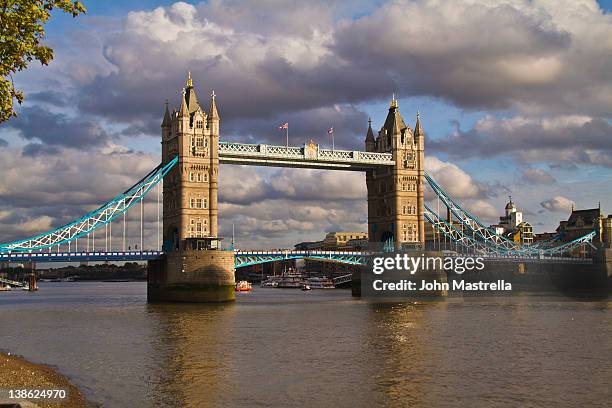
[[0, 250, 367, 266], [219, 141, 394, 171], [0, 250, 592, 266]]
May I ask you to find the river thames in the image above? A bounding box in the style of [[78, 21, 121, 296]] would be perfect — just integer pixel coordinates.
[[0, 282, 611, 407]]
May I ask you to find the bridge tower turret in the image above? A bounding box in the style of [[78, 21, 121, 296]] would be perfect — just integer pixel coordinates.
[[366, 96, 425, 248], [151, 74, 234, 303], [161, 73, 219, 251]]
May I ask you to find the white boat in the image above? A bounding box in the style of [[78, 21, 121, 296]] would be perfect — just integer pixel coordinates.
[[261, 267, 305, 288], [301, 284, 311, 291], [306, 277, 335, 289], [0, 285, 11, 292]]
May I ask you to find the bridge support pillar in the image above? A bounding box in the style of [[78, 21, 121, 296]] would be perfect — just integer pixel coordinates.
[[147, 249, 235, 303]]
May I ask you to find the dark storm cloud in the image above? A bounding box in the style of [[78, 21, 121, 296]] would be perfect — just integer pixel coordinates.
[[28, 90, 67, 105], [429, 116, 612, 167], [4, 107, 111, 149], [223, 105, 369, 149], [68, 0, 612, 129], [22, 143, 62, 157]]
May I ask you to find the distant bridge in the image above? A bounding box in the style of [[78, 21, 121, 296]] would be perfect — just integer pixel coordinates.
[[0, 249, 592, 267]]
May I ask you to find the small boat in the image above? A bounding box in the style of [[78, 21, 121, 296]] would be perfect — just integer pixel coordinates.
[[301, 284, 311, 291], [260, 280, 278, 288], [0, 285, 11, 292], [235, 281, 252, 292], [306, 277, 335, 289]]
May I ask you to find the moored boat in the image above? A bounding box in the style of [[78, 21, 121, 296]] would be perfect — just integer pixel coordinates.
[[306, 277, 335, 289], [235, 280, 253, 292]]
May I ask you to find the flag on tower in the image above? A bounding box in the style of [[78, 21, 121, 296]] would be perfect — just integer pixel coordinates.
[[278, 122, 288, 130], [327, 126, 333, 134]]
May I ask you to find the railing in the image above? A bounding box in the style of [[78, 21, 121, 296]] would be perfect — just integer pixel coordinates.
[[0, 277, 26, 287], [0, 251, 164, 262], [332, 274, 353, 284], [219, 141, 394, 169]]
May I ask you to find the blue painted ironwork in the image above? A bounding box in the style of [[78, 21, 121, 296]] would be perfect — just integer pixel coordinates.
[[0, 251, 164, 263], [0, 157, 178, 253], [234, 250, 367, 268], [425, 203, 596, 256], [424, 171, 595, 256]]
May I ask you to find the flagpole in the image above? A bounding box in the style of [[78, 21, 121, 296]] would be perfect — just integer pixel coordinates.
[[286, 126, 289, 151], [332, 130, 334, 150]]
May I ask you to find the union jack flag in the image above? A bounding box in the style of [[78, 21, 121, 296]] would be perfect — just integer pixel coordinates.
[[327, 127, 334, 134], [278, 122, 288, 130]]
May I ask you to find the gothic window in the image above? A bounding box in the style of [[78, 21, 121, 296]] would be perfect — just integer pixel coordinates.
[[196, 136, 204, 147], [203, 173, 208, 182], [196, 173, 202, 182], [203, 198, 208, 209], [195, 198, 203, 208], [189, 172, 195, 182], [196, 120, 203, 129]]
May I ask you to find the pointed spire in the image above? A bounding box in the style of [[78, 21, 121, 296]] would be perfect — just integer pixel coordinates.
[[209, 89, 219, 120], [365, 117, 375, 144], [161, 99, 171, 128], [179, 88, 189, 117], [382, 96, 407, 136], [390, 93, 398, 109], [182, 72, 201, 114], [415, 111, 423, 135]]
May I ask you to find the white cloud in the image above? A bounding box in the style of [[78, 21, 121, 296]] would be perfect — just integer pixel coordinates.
[[540, 195, 575, 213]]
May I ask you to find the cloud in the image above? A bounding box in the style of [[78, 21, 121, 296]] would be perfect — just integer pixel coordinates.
[[0, 146, 158, 243], [334, 0, 612, 116], [2, 0, 611, 249], [425, 156, 488, 199], [540, 195, 575, 213], [64, 0, 612, 135], [520, 168, 556, 184], [429, 115, 612, 168], [4, 107, 112, 150]]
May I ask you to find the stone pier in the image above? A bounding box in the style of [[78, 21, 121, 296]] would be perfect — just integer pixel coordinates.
[[148, 248, 235, 303]]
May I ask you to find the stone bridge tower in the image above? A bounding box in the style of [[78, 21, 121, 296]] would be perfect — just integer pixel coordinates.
[[161, 73, 219, 251], [365, 97, 425, 248], [150, 74, 234, 303]]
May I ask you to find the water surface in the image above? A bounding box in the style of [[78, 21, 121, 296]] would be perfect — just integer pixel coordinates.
[[1, 282, 611, 407]]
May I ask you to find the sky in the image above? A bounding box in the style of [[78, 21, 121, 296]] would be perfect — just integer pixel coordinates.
[[0, 0, 611, 250]]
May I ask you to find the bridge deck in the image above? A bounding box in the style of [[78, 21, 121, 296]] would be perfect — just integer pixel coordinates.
[[0, 250, 593, 265], [219, 141, 394, 171]]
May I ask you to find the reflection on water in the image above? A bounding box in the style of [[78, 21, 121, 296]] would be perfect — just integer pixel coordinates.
[[0, 282, 611, 407]]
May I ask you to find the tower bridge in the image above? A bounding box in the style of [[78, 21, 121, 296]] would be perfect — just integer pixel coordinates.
[[0, 74, 607, 301]]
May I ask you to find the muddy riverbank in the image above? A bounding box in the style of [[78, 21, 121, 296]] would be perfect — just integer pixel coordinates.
[[0, 352, 89, 408]]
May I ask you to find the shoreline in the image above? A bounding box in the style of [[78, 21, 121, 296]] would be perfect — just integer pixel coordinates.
[[0, 352, 90, 408]]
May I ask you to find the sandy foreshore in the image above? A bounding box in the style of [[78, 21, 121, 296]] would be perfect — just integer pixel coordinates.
[[0, 352, 89, 407]]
